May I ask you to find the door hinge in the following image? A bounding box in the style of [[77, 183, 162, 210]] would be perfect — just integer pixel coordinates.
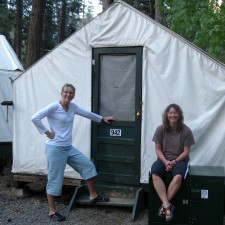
[[92, 59, 95, 65]]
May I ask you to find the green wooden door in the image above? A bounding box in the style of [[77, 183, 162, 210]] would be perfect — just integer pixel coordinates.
[[92, 47, 143, 185]]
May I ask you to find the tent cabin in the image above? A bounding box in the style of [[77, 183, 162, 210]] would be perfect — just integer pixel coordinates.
[[12, 0, 225, 219], [0, 35, 24, 170]]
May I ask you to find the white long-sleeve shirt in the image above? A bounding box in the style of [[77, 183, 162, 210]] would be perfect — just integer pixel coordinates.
[[31, 102, 102, 146]]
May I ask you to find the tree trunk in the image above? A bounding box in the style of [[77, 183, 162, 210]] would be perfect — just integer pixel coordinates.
[[0, 0, 7, 5], [59, 0, 67, 43], [25, 0, 46, 69], [149, 0, 155, 19], [103, 0, 114, 11], [140, 0, 155, 18], [15, 0, 22, 61], [154, 0, 162, 23]]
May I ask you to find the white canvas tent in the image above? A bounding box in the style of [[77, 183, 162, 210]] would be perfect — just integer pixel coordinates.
[[0, 35, 24, 142], [12, 1, 225, 184]]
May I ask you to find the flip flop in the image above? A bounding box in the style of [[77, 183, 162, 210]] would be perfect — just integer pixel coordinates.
[[158, 204, 165, 217], [164, 204, 175, 222]]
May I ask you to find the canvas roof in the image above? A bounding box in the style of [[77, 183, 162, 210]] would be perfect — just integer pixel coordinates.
[[0, 35, 24, 71]]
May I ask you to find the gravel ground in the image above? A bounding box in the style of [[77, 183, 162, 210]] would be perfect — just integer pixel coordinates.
[[0, 170, 148, 225], [1, 169, 225, 225]]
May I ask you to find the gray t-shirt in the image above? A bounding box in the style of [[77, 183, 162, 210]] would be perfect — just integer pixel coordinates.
[[152, 124, 195, 161]]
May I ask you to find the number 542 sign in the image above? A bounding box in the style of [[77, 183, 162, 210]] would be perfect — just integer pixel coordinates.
[[110, 129, 121, 136]]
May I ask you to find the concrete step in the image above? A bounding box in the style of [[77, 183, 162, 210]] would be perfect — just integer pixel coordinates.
[[11, 187, 30, 197]]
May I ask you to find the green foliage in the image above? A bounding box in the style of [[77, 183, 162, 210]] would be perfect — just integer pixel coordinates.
[[0, 2, 15, 42], [42, 0, 58, 53], [66, 0, 83, 34], [82, 0, 94, 25], [195, 2, 225, 63], [161, 0, 225, 63], [0, 0, 93, 65]]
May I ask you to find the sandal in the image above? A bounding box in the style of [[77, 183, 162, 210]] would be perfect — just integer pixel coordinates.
[[49, 211, 66, 221], [164, 204, 175, 222], [158, 205, 165, 217], [90, 195, 109, 204]]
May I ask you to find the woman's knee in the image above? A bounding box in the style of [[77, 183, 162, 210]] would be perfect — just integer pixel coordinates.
[[172, 174, 182, 184], [152, 174, 162, 182]]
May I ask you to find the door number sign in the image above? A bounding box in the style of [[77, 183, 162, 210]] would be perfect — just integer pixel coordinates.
[[110, 129, 121, 136]]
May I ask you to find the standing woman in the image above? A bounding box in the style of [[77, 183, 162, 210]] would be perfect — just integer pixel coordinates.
[[150, 103, 195, 222], [31, 83, 114, 222]]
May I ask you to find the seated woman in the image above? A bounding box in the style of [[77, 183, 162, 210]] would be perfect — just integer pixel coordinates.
[[150, 103, 195, 222]]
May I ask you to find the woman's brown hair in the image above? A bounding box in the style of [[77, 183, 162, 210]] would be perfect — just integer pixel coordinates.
[[61, 83, 76, 94], [162, 103, 184, 132]]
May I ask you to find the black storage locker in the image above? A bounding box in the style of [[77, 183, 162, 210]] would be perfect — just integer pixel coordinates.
[[148, 166, 224, 225]]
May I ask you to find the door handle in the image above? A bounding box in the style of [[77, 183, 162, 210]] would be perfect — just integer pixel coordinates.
[[136, 111, 141, 118], [136, 101, 143, 118]]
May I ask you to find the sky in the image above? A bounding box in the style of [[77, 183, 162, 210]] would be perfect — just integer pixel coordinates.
[[91, 0, 103, 16]]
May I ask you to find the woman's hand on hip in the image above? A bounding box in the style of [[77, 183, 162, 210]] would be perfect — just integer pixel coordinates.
[[45, 131, 55, 139]]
